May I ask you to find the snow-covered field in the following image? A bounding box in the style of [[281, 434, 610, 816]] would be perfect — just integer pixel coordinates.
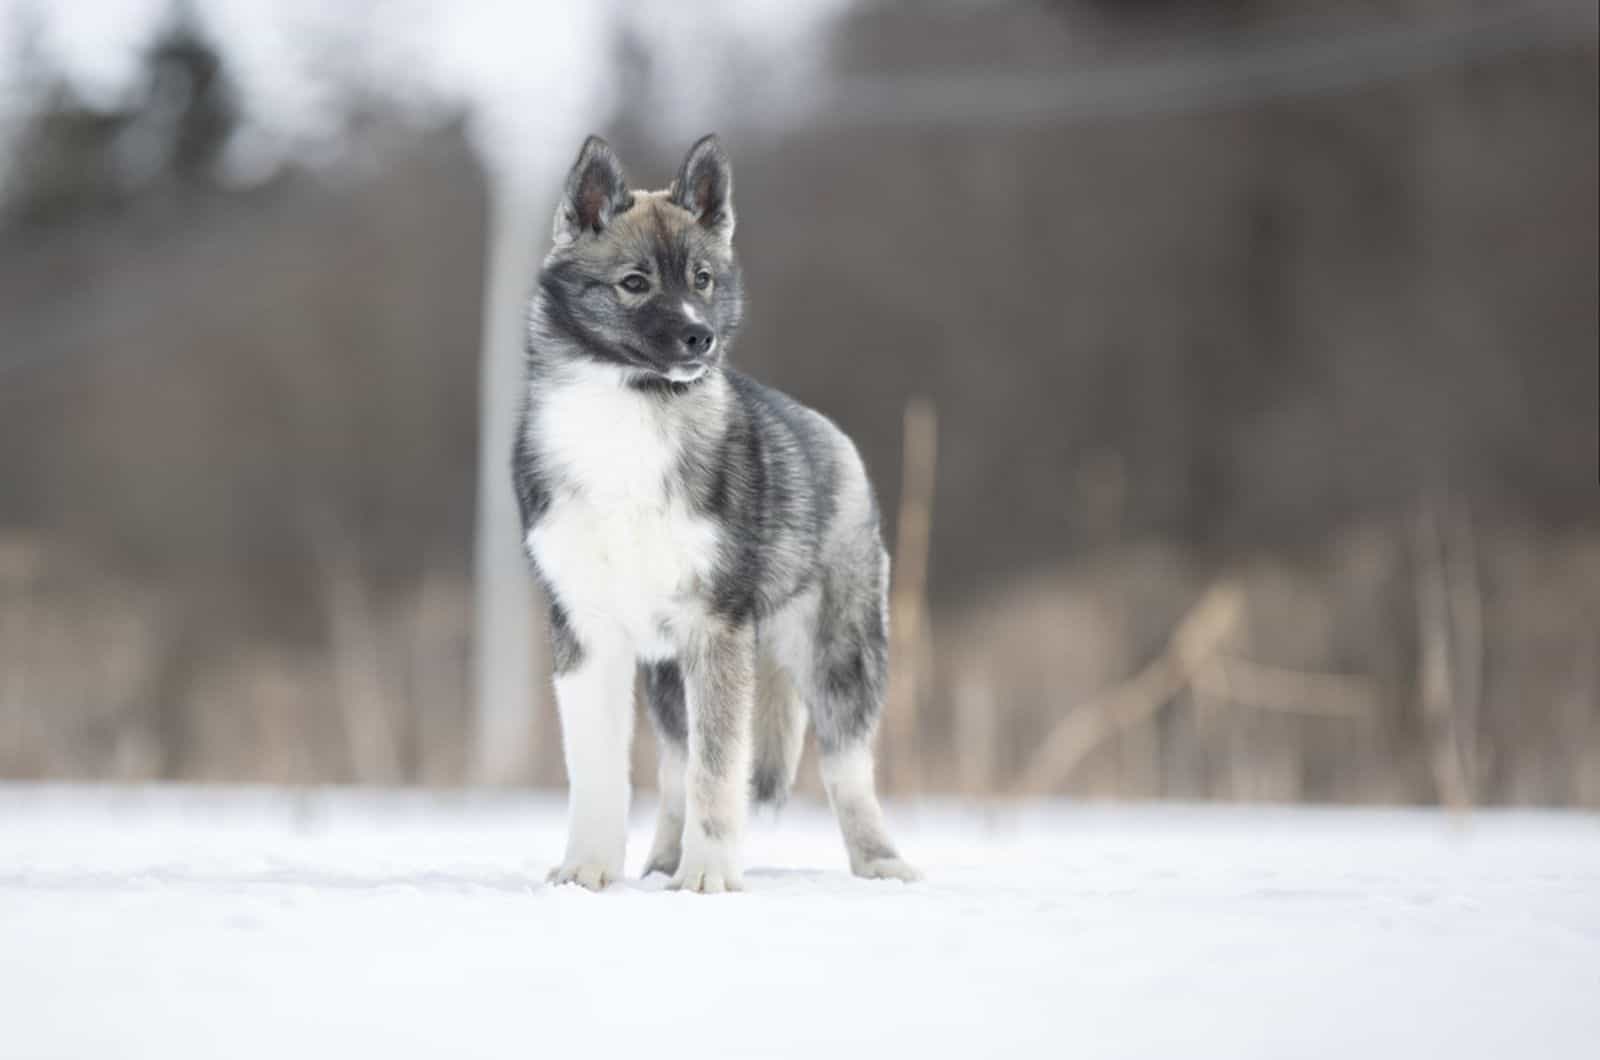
[[2, 786, 1597, 1059]]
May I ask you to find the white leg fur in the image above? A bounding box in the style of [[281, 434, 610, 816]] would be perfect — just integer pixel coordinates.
[[820, 744, 922, 882], [549, 636, 633, 890], [642, 740, 686, 877], [674, 769, 747, 894]]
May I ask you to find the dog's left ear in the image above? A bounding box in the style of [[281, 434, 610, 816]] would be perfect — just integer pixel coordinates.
[[672, 134, 735, 245]]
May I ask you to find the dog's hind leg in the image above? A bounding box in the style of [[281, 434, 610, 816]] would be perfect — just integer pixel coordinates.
[[819, 741, 919, 881], [808, 566, 921, 883], [640, 661, 688, 878]]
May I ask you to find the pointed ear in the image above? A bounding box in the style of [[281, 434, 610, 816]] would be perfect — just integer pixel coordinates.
[[553, 135, 630, 246], [671, 134, 734, 244]]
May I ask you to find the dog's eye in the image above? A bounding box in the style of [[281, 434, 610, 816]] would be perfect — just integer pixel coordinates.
[[693, 270, 712, 291], [619, 274, 650, 294]]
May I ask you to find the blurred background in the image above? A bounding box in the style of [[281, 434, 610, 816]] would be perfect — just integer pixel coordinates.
[[0, 0, 1594, 806]]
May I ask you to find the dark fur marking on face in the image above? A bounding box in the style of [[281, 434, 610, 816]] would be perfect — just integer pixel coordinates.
[[536, 263, 648, 372], [651, 208, 693, 293]]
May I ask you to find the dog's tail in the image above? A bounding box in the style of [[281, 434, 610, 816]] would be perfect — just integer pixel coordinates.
[[750, 655, 807, 806]]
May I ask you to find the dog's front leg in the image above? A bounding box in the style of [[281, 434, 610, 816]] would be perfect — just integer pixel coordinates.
[[671, 622, 755, 894], [549, 628, 633, 890]]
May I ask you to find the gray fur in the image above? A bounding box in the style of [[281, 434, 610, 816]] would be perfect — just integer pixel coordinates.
[[681, 621, 755, 841], [750, 649, 806, 804], [641, 661, 687, 745], [546, 586, 584, 676], [514, 135, 915, 886]]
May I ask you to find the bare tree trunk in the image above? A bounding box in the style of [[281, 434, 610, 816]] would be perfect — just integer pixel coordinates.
[[471, 178, 541, 785], [884, 398, 937, 794], [1416, 494, 1472, 811]]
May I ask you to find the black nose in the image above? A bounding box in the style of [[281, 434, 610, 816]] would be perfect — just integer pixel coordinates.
[[680, 325, 715, 357]]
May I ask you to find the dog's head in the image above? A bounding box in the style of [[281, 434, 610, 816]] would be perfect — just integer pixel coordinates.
[[537, 134, 742, 385]]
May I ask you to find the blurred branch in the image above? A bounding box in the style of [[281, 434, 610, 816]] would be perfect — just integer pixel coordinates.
[[1193, 656, 1377, 719], [1447, 502, 1484, 799], [884, 397, 937, 794], [1416, 493, 1475, 812], [0, 537, 38, 773], [955, 673, 996, 799], [314, 519, 400, 785], [1014, 582, 1242, 797]]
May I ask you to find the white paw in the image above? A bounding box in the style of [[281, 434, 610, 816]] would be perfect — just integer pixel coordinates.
[[668, 864, 743, 893], [547, 860, 620, 891], [669, 842, 743, 894], [854, 857, 923, 883]]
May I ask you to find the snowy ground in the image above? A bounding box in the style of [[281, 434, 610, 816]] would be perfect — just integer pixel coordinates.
[[2, 786, 1597, 1059]]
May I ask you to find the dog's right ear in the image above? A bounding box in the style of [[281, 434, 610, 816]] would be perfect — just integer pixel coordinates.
[[553, 136, 630, 246]]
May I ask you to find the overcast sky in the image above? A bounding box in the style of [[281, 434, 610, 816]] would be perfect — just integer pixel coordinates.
[[0, 0, 850, 185]]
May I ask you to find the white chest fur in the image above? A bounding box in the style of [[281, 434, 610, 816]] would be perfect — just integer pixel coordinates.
[[525, 367, 721, 658]]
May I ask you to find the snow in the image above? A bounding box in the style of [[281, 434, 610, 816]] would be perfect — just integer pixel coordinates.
[[2, 787, 1597, 1059]]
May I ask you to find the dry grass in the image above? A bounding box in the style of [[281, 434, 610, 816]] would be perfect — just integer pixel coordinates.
[[3, 514, 1596, 806]]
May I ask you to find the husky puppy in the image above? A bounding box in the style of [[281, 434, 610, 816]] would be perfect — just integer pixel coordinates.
[[513, 134, 918, 892]]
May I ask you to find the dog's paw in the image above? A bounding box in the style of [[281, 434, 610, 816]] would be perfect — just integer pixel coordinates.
[[546, 860, 619, 891], [668, 845, 743, 894], [853, 856, 923, 883], [668, 866, 743, 894]]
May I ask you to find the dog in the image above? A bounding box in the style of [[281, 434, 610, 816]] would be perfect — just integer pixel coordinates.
[[513, 134, 919, 892]]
